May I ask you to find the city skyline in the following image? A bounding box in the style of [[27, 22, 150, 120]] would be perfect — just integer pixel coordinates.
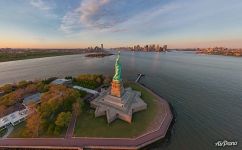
[[0, 0, 242, 49]]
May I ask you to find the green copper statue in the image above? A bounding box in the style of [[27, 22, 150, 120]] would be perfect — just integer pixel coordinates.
[[113, 51, 122, 81]]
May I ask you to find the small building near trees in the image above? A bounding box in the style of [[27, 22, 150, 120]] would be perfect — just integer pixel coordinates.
[[51, 79, 72, 86], [0, 103, 32, 130], [23, 92, 41, 106]]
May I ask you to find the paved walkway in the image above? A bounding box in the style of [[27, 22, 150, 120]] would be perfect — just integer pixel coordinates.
[[73, 86, 99, 95], [0, 83, 173, 149], [65, 112, 77, 139]]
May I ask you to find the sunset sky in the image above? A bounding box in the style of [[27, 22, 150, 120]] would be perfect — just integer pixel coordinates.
[[0, 0, 242, 49]]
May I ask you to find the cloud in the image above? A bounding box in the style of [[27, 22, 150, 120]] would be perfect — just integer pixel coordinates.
[[61, 0, 230, 35], [59, 8, 82, 33], [60, 0, 117, 33], [30, 0, 52, 10], [30, 0, 59, 19], [110, 28, 128, 33], [79, 0, 112, 28], [119, 2, 180, 28], [60, 0, 146, 33], [59, 0, 181, 34]]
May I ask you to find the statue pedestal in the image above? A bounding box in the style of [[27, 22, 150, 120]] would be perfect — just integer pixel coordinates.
[[111, 80, 124, 97]]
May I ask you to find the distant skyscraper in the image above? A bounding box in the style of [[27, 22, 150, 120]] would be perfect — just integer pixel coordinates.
[[101, 44, 104, 50], [156, 44, 160, 52], [163, 45, 168, 51], [145, 45, 149, 51]]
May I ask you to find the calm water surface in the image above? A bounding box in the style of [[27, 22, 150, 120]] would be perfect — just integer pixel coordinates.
[[0, 51, 241, 150]]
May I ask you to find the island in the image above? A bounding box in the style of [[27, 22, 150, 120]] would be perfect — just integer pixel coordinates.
[[0, 53, 173, 150], [85, 52, 114, 58]]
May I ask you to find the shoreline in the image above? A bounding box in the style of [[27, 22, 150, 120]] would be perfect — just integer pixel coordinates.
[[136, 82, 176, 149], [0, 53, 86, 63], [0, 49, 106, 63], [196, 52, 242, 57], [2, 50, 241, 65]]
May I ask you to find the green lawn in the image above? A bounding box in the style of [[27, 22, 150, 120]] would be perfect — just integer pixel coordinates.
[[74, 82, 159, 138]]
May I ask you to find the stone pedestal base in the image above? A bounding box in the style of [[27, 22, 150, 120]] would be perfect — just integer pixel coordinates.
[[91, 87, 147, 124], [111, 80, 124, 97]]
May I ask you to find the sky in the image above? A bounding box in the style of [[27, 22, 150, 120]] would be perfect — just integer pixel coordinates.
[[0, 0, 242, 49]]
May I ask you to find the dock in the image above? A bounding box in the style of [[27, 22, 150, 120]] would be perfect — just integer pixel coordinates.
[[135, 73, 144, 83]]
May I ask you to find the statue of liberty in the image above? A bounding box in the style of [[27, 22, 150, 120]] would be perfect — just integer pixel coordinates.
[[113, 51, 122, 81]]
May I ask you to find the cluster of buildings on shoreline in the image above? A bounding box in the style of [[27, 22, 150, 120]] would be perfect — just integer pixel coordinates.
[[197, 47, 242, 56], [114, 44, 168, 52], [87, 44, 104, 51]]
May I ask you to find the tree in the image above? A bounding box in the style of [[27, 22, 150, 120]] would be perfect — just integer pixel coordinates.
[[74, 74, 104, 89], [72, 101, 81, 116], [26, 112, 40, 137], [13, 89, 25, 100], [53, 126, 62, 135], [42, 77, 57, 84], [25, 84, 38, 94], [36, 81, 49, 92], [0, 84, 13, 93], [55, 112, 71, 128], [47, 124, 55, 135], [103, 76, 111, 85], [27, 101, 37, 110], [65, 76, 72, 80], [96, 77, 102, 84], [17, 80, 29, 89], [0, 89, 24, 106], [0, 105, 6, 116]]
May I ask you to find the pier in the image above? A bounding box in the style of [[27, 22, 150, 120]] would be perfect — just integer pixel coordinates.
[[135, 73, 144, 83]]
